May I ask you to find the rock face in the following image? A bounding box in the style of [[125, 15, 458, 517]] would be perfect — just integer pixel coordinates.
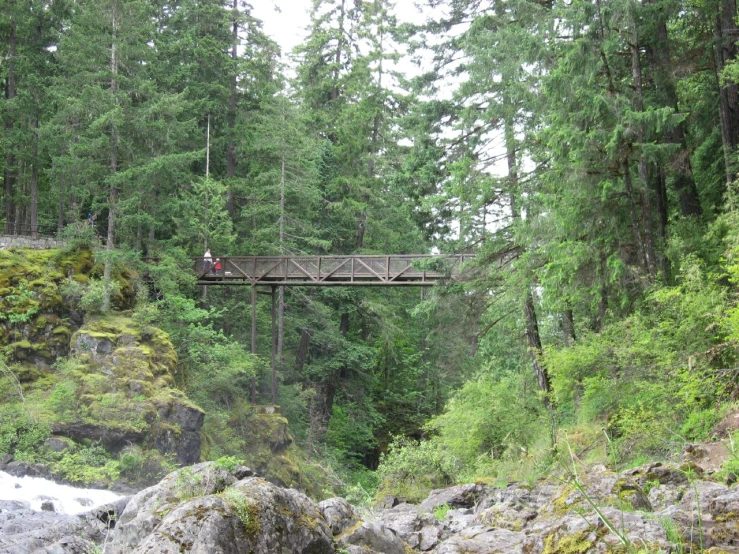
[[17, 459, 739, 554], [59, 316, 205, 465], [107, 462, 333, 554], [373, 461, 739, 553], [0, 492, 129, 554]]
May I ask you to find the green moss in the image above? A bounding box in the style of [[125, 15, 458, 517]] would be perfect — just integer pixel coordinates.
[[11, 363, 45, 383], [542, 530, 595, 554]]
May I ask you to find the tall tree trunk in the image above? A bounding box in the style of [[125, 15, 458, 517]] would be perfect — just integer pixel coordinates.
[[630, 23, 658, 278], [31, 114, 39, 240], [331, 0, 346, 101], [524, 291, 550, 397], [226, 0, 238, 219], [278, 124, 286, 376], [563, 308, 576, 346], [295, 329, 310, 373], [622, 161, 648, 272], [103, 1, 119, 313], [640, 0, 702, 215], [57, 177, 64, 233], [714, 0, 739, 183], [505, 116, 551, 397], [4, 14, 17, 233]]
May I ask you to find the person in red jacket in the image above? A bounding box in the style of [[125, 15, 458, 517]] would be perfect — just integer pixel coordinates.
[[214, 258, 222, 276]]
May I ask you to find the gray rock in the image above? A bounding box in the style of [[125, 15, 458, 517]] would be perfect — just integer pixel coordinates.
[[113, 477, 333, 554], [41, 501, 56, 512], [0, 508, 105, 554], [419, 484, 484, 513], [107, 462, 239, 552], [0, 499, 30, 512], [74, 497, 94, 507], [377, 494, 401, 509], [3, 461, 54, 479], [318, 497, 360, 536], [648, 483, 684, 510], [83, 496, 131, 531], [338, 521, 406, 554], [432, 526, 527, 554], [444, 508, 476, 534], [476, 501, 537, 531], [374, 502, 440, 550], [106, 463, 333, 554], [44, 436, 73, 453]]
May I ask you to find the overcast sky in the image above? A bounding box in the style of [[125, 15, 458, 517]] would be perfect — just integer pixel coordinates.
[[251, 1, 429, 60], [251, 0, 313, 56]]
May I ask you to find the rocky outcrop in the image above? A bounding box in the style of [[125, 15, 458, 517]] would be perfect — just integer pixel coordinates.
[[15, 458, 739, 554], [107, 462, 333, 554], [0, 493, 129, 554], [63, 316, 205, 465]]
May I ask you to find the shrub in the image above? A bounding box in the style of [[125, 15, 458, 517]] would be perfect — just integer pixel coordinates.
[[0, 411, 50, 461], [376, 436, 458, 502], [79, 279, 121, 315], [53, 444, 121, 485]]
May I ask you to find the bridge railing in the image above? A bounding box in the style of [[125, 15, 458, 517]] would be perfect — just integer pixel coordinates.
[[192, 254, 474, 286]]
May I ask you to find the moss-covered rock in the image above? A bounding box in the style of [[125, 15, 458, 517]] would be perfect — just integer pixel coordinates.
[[41, 315, 205, 465], [0, 248, 99, 366]]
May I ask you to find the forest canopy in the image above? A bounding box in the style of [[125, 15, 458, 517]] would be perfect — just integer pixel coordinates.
[[3, 0, 739, 498]]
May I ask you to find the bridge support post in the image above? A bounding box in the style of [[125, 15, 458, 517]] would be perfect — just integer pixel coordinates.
[[250, 285, 257, 403], [271, 285, 277, 404], [251, 285, 257, 354]]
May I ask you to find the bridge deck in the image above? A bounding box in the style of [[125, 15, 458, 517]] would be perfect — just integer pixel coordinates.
[[193, 254, 472, 286]]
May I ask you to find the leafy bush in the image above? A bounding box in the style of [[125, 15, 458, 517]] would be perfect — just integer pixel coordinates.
[[0, 282, 40, 324], [376, 436, 459, 502], [215, 455, 245, 472], [545, 263, 732, 464], [429, 373, 544, 470], [45, 379, 78, 422], [53, 444, 121, 485], [222, 487, 259, 536], [79, 279, 121, 315], [118, 445, 175, 485], [0, 411, 50, 461]]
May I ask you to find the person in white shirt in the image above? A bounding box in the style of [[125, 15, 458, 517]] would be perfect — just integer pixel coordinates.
[[203, 248, 212, 274]]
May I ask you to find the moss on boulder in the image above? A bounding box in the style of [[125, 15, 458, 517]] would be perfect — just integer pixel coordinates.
[[38, 315, 205, 465]]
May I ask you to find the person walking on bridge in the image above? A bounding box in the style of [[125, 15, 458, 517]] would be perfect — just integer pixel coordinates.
[[203, 248, 212, 275]]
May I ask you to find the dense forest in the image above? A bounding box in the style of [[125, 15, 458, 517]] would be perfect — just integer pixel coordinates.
[[4, 0, 739, 502]]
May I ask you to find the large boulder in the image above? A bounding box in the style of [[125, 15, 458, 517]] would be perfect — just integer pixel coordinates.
[[419, 484, 485, 513], [337, 521, 407, 554], [107, 462, 334, 554], [319, 497, 360, 536], [59, 316, 205, 465], [0, 506, 105, 554], [374, 502, 442, 551]]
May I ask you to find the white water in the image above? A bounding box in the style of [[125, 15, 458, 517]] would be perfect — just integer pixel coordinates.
[[0, 471, 122, 515]]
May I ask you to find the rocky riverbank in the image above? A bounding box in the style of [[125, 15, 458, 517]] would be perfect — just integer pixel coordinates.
[[5, 454, 739, 554]]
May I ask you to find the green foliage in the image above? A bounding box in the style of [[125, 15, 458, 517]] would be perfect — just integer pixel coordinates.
[[174, 466, 205, 501], [429, 373, 544, 473], [222, 487, 260, 536], [433, 503, 451, 521], [376, 436, 459, 502], [52, 444, 121, 485], [215, 455, 245, 473], [0, 411, 50, 460], [79, 279, 122, 315], [117, 445, 176, 485], [0, 283, 40, 324], [45, 379, 78, 422]]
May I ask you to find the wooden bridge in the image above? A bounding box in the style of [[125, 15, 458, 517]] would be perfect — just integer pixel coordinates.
[[193, 254, 473, 287], [193, 253, 474, 405]]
